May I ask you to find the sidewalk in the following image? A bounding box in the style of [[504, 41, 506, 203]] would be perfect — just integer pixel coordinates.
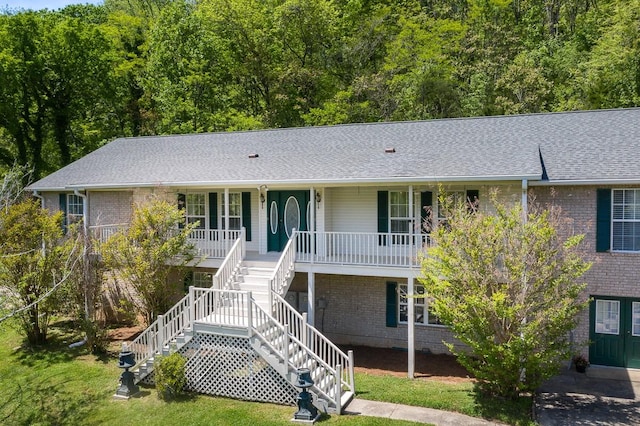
[[535, 365, 640, 425], [344, 398, 500, 426]]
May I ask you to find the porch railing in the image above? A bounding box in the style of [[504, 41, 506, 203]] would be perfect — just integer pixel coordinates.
[[295, 231, 432, 267], [189, 229, 243, 259], [89, 223, 128, 244]]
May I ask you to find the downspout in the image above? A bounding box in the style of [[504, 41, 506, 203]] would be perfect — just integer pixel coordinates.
[[74, 189, 90, 349], [32, 190, 45, 209], [74, 189, 88, 233]]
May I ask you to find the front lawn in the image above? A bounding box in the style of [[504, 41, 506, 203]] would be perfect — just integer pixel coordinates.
[[0, 320, 533, 425]]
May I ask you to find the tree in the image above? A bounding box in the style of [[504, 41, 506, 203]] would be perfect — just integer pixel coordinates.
[[101, 198, 198, 325], [0, 198, 79, 345], [419, 191, 591, 399]]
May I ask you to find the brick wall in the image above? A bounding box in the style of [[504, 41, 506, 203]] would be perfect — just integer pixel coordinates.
[[289, 273, 462, 354], [89, 191, 133, 226], [531, 185, 640, 353]]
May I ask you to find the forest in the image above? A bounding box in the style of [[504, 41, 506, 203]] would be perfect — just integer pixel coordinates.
[[1, 0, 639, 180]]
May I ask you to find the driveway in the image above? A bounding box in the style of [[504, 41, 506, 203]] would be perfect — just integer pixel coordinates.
[[536, 365, 640, 425]]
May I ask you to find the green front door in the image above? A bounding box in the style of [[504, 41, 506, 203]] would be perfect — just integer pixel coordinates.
[[267, 190, 309, 252], [590, 297, 640, 368]]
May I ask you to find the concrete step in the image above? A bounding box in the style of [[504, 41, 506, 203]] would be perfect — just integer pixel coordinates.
[[588, 365, 640, 382]]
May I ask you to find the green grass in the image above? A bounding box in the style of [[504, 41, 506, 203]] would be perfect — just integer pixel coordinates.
[[0, 320, 422, 426], [0, 320, 533, 425], [356, 372, 535, 426]]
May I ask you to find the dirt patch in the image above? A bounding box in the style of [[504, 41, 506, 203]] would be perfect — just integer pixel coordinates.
[[107, 325, 144, 342], [105, 326, 473, 384], [344, 345, 474, 384]]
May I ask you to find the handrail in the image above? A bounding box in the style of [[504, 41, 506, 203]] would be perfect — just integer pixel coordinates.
[[212, 228, 246, 290], [272, 293, 354, 395], [129, 292, 191, 367], [188, 228, 243, 258], [268, 230, 296, 303]]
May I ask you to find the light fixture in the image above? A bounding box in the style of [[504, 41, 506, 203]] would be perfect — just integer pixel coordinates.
[[260, 193, 265, 208], [315, 191, 321, 204]]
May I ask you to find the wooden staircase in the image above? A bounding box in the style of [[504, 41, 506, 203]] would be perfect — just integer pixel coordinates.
[[128, 230, 355, 413]]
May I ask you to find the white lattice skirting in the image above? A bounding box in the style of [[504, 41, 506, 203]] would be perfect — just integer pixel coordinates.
[[145, 333, 298, 406]]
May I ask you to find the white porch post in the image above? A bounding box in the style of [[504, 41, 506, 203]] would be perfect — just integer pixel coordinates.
[[408, 186, 415, 379], [408, 278, 415, 379], [522, 179, 528, 222], [224, 188, 230, 240], [311, 187, 316, 263], [307, 271, 315, 327]]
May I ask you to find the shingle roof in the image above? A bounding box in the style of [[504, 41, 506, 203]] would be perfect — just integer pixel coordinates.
[[28, 108, 640, 191]]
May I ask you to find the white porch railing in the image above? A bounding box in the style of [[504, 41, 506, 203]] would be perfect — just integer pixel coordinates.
[[189, 229, 243, 259], [89, 223, 128, 243], [212, 228, 245, 290], [295, 231, 432, 267]]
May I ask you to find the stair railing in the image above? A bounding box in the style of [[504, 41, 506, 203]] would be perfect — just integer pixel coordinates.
[[271, 293, 355, 397], [212, 228, 246, 290], [268, 229, 296, 307], [129, 291, 192, 367]]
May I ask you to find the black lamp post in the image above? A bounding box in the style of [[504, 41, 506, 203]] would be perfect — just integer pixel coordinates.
[[114, 343, 140, 399], [293, 368, 319, 422]]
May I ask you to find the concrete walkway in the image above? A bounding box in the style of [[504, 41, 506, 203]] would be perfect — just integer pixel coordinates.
[[345, 398, 500, 426], [535, 365, 640, 425]]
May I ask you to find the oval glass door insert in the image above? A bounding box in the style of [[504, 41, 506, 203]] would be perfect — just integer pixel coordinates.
[[284, 196, 300, 237]]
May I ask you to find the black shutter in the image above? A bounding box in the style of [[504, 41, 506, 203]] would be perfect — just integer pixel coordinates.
[[177, 193, 186, 228], [420, 191, 432, 233], [59, 193, 67, 231], [208, 192, 218, 229], [596, 189, 612, 252], [466, 189, 479, 212], [242, 192, 251, 241], [378, 191, 389, 246], [386, 282, 398, 328]]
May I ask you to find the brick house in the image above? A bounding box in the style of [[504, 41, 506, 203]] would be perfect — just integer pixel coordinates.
[[27, 108, 640, 410]]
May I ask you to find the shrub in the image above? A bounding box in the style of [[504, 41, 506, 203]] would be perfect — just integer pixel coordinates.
[[155, 352, 187, 400]]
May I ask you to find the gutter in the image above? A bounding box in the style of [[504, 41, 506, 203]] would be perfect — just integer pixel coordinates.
[[530, 179, 640, 186], [29, 174, 542, 192]]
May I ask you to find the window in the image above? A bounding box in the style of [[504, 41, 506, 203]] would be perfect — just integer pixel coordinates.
[[192, 271, 213, 288], [437, 190, 465, 221], [67, 194, 84, 225], [186, 193, 206, 229], [222, 192, 242, 230], [595, 299, 620, 335], [612, 189, 640, 251], [389, 191, 410, 244], [398, 284, 442, 326]]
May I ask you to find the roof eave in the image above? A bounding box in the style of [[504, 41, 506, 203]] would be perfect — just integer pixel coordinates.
[[30, 174, 541, 191], [530, 178, 640, 186]]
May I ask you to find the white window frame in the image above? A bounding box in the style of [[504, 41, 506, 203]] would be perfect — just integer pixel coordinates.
[[192, 271, 213, 288], [612, 188, 640, 252], [437, 190, 465, 221], [398, 284, 444, 327], [222, 192, 242, 230], [389, 191, 410, 245], [67, 194, 84, 225], [186, 193, 206, 229], [595, 299, 620, 335]]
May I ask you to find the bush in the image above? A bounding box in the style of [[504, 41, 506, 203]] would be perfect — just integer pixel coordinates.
[[155, 352, 187, 400]]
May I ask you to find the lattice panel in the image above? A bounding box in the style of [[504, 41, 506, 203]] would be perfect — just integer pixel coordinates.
[[180, 333, 298, 406]]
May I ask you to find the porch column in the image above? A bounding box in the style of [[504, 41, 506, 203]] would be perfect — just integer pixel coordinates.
[[224, 188, 229, 237], [408, 276, 415, 379], [307, 271, 315, 327], [522, 179, 528, 223], [310, 187, 316, 264]]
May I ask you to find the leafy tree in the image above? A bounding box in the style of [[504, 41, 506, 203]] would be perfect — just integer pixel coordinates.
[[0, 198, 79, 345], [419, 191, 591, 399], [101, 198, 198, 325]]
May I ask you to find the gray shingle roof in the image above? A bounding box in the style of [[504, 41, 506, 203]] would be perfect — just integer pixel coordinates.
[[28, 108, 640, 191]]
